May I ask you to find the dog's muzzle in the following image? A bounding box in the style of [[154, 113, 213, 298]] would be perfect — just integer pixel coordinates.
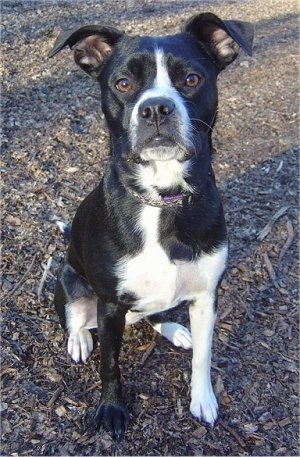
[[129, 96, 193, 162]]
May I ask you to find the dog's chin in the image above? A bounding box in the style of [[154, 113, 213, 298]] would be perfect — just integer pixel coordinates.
[[128, 142, 193, 163], [140, 145, 184, 161]]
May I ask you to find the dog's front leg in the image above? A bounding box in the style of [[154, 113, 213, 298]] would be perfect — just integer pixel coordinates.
[[94, 300, 129, 440], [189, 293, 218, 426]]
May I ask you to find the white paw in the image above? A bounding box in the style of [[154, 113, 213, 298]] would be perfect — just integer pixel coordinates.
[[190, 385, 218, 426], [160, 322, 192, 350], [67, 329, 94, 363]]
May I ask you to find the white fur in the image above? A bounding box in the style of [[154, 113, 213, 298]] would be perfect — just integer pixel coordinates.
[[116, 206, 178, 314], [188, 245, 228, 425], [68, 329, 94, 363], [134, 159, 193, 199], [55, 220, 68, 235], [65, 297, 97, 363], [189, 292, 218, 425], [116, 205, 228, 322], [152, 322, 192, 350]]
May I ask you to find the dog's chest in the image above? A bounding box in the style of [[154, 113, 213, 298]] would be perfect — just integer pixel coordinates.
[[115, 206, 201, 317]]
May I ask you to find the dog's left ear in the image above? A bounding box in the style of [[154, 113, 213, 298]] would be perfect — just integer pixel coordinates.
[[183, 12, 254, 69], [48, 25, 124, 78]]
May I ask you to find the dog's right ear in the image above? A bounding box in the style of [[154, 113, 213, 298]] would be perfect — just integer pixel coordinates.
[[48, 25, 124, 78]]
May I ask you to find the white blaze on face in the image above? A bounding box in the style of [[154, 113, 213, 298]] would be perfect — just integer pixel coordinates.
[[130, 48, 192, 149]]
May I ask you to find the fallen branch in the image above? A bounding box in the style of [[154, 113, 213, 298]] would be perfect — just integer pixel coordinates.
[[2, 253, 38, 304], [37, 256, 53, 301], [140, 339, 157, 366], [262, 252, 279, 289], [257, 206, 290, 241], [201, 439, 223, 452], [219, 418, 246, 448], [47, 385, 64, 408], [279, 219, 294, 262]]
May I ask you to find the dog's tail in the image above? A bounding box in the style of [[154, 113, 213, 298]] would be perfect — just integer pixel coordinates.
[[52, 216, 72, 242]]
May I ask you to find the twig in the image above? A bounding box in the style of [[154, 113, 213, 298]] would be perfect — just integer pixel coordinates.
[[218, 418, 246, 448], [262, 252, 279, 288], [140, 339, 157, 366], [78, 381, 102, 397], [257, 206, 290, 241], [37, 256, 53, 300], [262, 253, 286, 295], [260, 343, 299, 364], [2, 253, 38, 304], [234, 292, 255, 321], [279, 220, 294, 262], [201, 440, 223, 452], [276, 160, 283, 172], [227, 205, 252, 213], [47, 385, 64, 408]]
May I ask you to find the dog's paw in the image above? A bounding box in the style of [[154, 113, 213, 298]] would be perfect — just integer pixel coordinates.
[[95, 402, 129, 440], [67, 329, 93, 363], [160, 322, 192, 350], [190, 386, 219, 426]]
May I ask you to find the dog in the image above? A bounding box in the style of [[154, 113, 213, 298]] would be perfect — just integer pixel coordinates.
[[49, 12, 253, 439]]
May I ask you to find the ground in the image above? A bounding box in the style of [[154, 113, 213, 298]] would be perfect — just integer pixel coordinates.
[[1, 0, 299, 455]]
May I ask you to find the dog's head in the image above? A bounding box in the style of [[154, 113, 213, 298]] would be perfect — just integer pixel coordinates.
[[49, 13, 253, 166]]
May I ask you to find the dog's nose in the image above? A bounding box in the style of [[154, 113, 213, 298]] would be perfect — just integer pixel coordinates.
[[138, 97, 175, 123]]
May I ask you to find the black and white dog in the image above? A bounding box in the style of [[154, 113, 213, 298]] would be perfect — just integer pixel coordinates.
[[49, 12, 253, 439]]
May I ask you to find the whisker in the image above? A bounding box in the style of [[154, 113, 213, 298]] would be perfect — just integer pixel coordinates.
[[182, 99, 218, 131], [190, 118, 214, 131]]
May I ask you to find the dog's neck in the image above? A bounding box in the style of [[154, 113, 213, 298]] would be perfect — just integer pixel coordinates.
[[108, 157, 214, 209], [105, 130, 214, 209], [124, 186, 196, 208]]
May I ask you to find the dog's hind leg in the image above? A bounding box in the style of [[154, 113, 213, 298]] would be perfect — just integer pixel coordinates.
[[147, 315, 192, 350], [65, 296, 97, 363], [54, 260, 97, 363]]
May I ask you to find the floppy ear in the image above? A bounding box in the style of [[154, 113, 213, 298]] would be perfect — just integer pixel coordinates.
[[183, 13, 254, 69], [48, 25, 124, 78]]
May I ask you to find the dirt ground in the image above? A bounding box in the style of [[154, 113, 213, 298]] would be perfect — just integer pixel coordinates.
[[1, 0, 299, 455]]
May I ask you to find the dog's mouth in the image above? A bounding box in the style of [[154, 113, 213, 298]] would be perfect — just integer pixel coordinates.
[[149, 135, 175, 148]]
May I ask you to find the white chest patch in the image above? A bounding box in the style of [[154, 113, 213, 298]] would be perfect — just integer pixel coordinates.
[[135, 159, 193, 198], [115, 206, 228, 324]]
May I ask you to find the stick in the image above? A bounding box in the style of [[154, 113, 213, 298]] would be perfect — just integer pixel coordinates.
[[279, 220, 294, 262], [37, 256, 53, 300], [47, 385, 64, 408], [218, 418, 246, 448], [262, 252, 279, 288], [201, 440, 223, 452], [257, 206, 290, 241], [140, 339, 157, 366], [2, 253, 38, 304]]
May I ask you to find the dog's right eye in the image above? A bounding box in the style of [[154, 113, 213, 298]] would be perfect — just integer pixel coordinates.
[[115, 78, 132, 93]]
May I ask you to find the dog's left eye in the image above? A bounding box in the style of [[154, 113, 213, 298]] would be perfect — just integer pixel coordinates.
[[185, 74, 201, 88], [115, 78, 132, 93]]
